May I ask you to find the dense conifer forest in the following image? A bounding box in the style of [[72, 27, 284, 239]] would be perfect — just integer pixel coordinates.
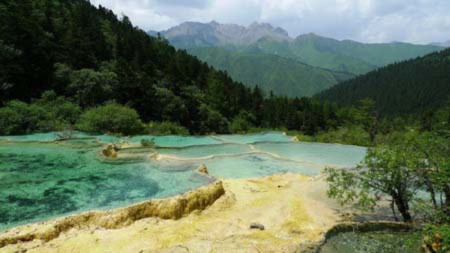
[[317, 48, 450, 115], [1, 0, 449, 139], [0, 0, 342, 135]]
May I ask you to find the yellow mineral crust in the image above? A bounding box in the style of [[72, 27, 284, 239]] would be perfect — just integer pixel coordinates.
[[0, 174, 341, 253], [0, 181, 225, 248]]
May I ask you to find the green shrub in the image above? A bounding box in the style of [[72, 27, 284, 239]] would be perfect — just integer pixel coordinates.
[[147, 121, 189, 135], [33, 91, 82, 132], [315, 126, 371, 146], [198, 104, 229, 134], [423, 224, 450, 252], [77, 103, 144, 135], [140, 138, 155, 147], [292, 126, 371, 146], [293, 133, 315, 142], [229, 111, 256, 134], [0, 92, 82, 135], [0, 101, 37, 135]]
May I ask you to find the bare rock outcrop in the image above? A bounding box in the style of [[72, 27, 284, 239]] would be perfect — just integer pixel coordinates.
[[102, 144, 117, 158], [198, 164, 209, 175]]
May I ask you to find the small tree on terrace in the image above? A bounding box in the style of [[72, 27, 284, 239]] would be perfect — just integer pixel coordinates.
[[325, 141, 420, 222]]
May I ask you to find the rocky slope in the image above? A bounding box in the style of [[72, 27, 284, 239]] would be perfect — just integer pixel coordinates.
[[157, 21, 291, 48]]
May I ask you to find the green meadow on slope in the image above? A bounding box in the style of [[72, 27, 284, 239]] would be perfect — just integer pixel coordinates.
[[188, 47, 354, 97]]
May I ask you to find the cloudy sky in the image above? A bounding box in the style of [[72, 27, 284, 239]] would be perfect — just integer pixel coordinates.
[[91, 0, 450, 44]]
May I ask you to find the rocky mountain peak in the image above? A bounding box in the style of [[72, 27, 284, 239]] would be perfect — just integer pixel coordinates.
[[155, 21, 292, 47]]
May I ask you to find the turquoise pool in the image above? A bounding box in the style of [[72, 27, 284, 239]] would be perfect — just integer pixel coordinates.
[[0, 132, 366, 230]]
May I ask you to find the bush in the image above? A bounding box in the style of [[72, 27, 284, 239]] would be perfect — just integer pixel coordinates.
[[140, 138, 155, 147], [229, 111, 256, 134], [77, 103, 144, 135], [147, 121, 189, 135], [423, 224, 450, 252], [0, 101, 37, 135], [0, 92, 81, 135], [315, 126, 371, 146], [198, 104, 229, 134], [292, 126, 371, 146], [33, 91, 82, 132]]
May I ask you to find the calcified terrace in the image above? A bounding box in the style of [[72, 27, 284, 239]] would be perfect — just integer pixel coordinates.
[[0, 132, 367, 252]]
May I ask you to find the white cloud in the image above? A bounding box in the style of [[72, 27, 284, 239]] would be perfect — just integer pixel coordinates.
[[89, 0, 450, 44]]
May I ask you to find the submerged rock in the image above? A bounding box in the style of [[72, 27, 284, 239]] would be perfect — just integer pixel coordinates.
[[198, 164, 209, 175], [102, 144, 117, 158]]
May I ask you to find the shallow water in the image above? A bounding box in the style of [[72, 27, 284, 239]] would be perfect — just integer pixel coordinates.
[[0, 132, 366, 230]]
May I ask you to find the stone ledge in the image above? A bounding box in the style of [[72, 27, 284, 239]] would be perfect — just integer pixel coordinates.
[[0, 180, 225, 248]]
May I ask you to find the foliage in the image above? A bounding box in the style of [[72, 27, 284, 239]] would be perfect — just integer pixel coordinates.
[[406, 131, 450, 214], [32, 91, 82, 131], [55, 63, 117, 107], [326, 140, 420, 222], [0, 101, 39, 135], [317, 48, 450, 116], [229, 110, 256, 133], [326, 130, 450, 223], [305, 126, 371, 146], [147, 121, 189, 135], [423, 224, 450, 252], [77, 103, 144, 135], [197, 104, 230, 134], [0, 0, 380, 136], [0, 91, 81, 135], [140, 138, 155, 148], [153, 87, 188, 123]]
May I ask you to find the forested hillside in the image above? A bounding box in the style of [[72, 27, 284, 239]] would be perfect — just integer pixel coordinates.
[[317, 48, 450, 115], [155, 22, 442, 97], [0, 0, 341, 135], [187, 47, 353, 97]]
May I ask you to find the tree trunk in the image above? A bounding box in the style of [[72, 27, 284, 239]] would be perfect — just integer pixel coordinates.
[[443, 185, 450, 215], [393, 195, 412, 222], [424, 179, 438, 209], [390, 199, 399, 222]]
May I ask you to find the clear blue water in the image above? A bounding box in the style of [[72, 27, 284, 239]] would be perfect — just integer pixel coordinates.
[[253, 142, 367, 168], [0, 132, 366, 230]]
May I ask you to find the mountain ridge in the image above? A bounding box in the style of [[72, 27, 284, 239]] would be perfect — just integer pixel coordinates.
[[187, 46, 355, 97], [430, 40, 450, 48], [159, 21, 291, 48], [149, 21, 443, 97]]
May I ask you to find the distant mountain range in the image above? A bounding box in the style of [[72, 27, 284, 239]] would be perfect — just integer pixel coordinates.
[[430, 41, 450, 48], [149, 21, 444, 97], [149, 21, 291, 47]]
